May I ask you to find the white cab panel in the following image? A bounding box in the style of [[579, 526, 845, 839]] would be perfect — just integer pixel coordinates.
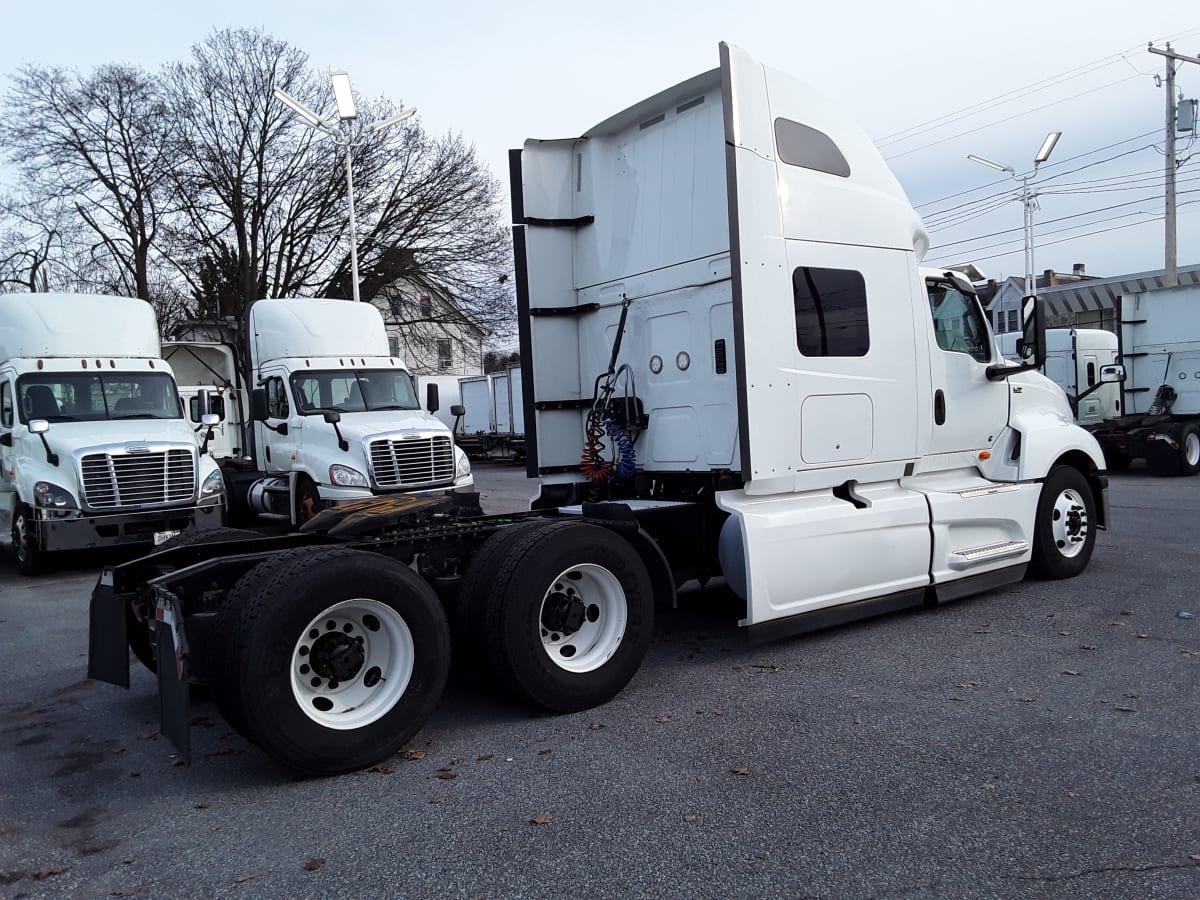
[[718, 483, 931, 626]]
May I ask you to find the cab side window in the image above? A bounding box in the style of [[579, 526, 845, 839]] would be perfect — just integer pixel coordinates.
[[265, 377, 290, 418], [1, 382, 12, 428], [928, 284, 992, 363]]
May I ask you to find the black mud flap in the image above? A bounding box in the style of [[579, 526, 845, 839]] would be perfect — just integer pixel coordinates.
[[87, 569, 130, 689], [154, 591, 191, 764]]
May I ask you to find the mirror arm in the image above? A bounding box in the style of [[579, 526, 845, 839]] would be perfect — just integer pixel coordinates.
[[985, 361, 1037, 382], [39, 433, 59, 467]]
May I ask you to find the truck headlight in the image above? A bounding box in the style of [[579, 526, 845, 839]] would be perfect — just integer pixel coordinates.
[[200, 469, 225, 498], [330, 464, 369, 487], [455, 446, 471, 480], [33, 481, 77, 509]]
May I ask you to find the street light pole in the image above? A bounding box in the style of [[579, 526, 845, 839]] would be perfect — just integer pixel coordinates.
[[272, 74, 415, 302], [967, 131, 1062, 307], [343, 141, 361, 302]]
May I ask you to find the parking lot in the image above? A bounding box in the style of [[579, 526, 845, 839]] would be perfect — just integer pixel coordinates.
[[1, 463, 1198, 899]]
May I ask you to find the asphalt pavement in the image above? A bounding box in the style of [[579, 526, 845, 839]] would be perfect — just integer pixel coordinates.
[[1, 462, 1198, 899]]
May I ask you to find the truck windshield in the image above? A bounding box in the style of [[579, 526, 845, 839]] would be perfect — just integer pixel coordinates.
[[290, 370, 420, 414], [16, 372, 182, 423]]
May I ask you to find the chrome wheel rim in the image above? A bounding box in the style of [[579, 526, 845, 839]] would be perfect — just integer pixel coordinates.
[[1050, 488, 1089, 559], [290, 599, 414, 730], [538, 564, 627, 673]]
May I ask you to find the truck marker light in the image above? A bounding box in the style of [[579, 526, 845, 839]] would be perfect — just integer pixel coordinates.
[[37, 359, 43, 369], [979, 451, 991, 460], [149, 360, 155, 368], [82, 359, 88, 368]]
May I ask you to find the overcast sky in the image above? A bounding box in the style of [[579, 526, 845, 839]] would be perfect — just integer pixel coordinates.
[[2, 0, 1198, 297]]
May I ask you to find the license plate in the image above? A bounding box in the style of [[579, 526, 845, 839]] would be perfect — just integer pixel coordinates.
[[154, 530, 181, 546]]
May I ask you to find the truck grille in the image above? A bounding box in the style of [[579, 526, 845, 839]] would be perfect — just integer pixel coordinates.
[[369, 436, 455, 488], [80, 449, 196, 509]]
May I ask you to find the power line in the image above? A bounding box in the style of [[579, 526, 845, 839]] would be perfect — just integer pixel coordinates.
[[927, 198, 1200, 265], [883, 76, 1141, 162], [914, 130, 1159, 212], [879, 26, 1200, 148]]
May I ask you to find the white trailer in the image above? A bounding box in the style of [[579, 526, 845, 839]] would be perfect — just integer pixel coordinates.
[[997, 328, 1121, 426], [0, 294, 224, 574], [92, 43, 1112, 777], [456, 368, 527, 459], [1089, 283, 1200, 474], [163, 298, 473, 525]]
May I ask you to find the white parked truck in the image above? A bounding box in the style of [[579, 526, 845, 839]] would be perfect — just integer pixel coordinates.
[[997, 328, 1121, 426], [1087, 283, 1200, 475], [90, 43, 1113, 776], [455, 365, 526, 459], [1, 294, 224, 575], [162, 297, 473, 525]]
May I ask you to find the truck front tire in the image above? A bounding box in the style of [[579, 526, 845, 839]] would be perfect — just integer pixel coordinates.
[[1029, 466, 1097, 579], [482, 521, 653, 713], [213, 547, 450, 776], [12, 508, 43, 577]]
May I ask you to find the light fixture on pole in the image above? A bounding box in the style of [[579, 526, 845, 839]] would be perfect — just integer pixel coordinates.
[[273, 73, 415, 302], [967, 132, 1061, 304]]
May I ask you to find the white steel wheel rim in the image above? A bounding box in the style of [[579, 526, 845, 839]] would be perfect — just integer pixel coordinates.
[[1050, 488, 1089, 559], [538, 563, 627, 673], [1186, 432, 1200, 468], [290, 598, 414, 730]]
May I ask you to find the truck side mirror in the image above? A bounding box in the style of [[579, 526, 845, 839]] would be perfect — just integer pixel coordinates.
[[28, 419, 58, 466], [196, 389, 211, 418], [426, 383, 440, 414], [1099, 364, 1125, 384], [322, 410, 342, 424], [450, 404, 466, 418], [1017, 294, 1046, 367], [200, 413, 220, 427], [250, 388, 269, 422]]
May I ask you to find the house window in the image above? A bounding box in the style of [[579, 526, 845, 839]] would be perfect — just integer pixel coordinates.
[[437, 339, 453, 370], [388, 336, 400, 358], [1007, 309, 1018, 333], [792, 267, 869, 357], [420, 296, 433, 318]]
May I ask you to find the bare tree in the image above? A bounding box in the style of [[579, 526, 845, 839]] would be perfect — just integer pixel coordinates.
[[164, 28, 348, 320], [0, 63, 174, 301]]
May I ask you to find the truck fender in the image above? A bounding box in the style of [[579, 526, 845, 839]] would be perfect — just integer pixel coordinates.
[[580, 507, 678, 608], [1011, 409, 1109, 529]]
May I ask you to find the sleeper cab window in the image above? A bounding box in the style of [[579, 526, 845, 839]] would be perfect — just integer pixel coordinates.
[[793, 267, 869, 357], [774, 118, 851, 177]]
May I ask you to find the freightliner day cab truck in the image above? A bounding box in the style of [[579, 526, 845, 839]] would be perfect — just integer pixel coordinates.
[[162, 297, 474, 526], [998, 328, 1121, 426], [1, 294, 224, 575], [89, 43, 1116, 776]]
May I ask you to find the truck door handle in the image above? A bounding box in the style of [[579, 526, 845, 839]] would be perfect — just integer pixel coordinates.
[[934, 390, 946, 425]]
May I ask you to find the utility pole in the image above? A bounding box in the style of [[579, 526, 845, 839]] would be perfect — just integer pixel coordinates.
[[1148, 42, 1200, 288]]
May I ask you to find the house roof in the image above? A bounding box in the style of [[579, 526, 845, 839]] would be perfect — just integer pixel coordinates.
[[1038, 263, 1200, 317]]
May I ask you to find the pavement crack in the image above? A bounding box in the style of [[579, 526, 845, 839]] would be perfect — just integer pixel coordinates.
[[1015, 860, 1200, 882]]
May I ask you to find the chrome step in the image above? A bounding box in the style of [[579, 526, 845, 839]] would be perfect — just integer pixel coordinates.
[[948, 540, 1029, 570]]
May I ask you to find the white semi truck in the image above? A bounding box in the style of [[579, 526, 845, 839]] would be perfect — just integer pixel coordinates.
[[998, 328, 1121, 426], [1087, 283, 1200, 475], [1, 294, 224, 575], [455, 365, 526, 459], [162, 297, 473, 525], [90, 43, 1114, 776]]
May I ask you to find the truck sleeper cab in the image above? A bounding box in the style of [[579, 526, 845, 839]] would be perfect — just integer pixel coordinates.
[[90, 43, 1109, 776]]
